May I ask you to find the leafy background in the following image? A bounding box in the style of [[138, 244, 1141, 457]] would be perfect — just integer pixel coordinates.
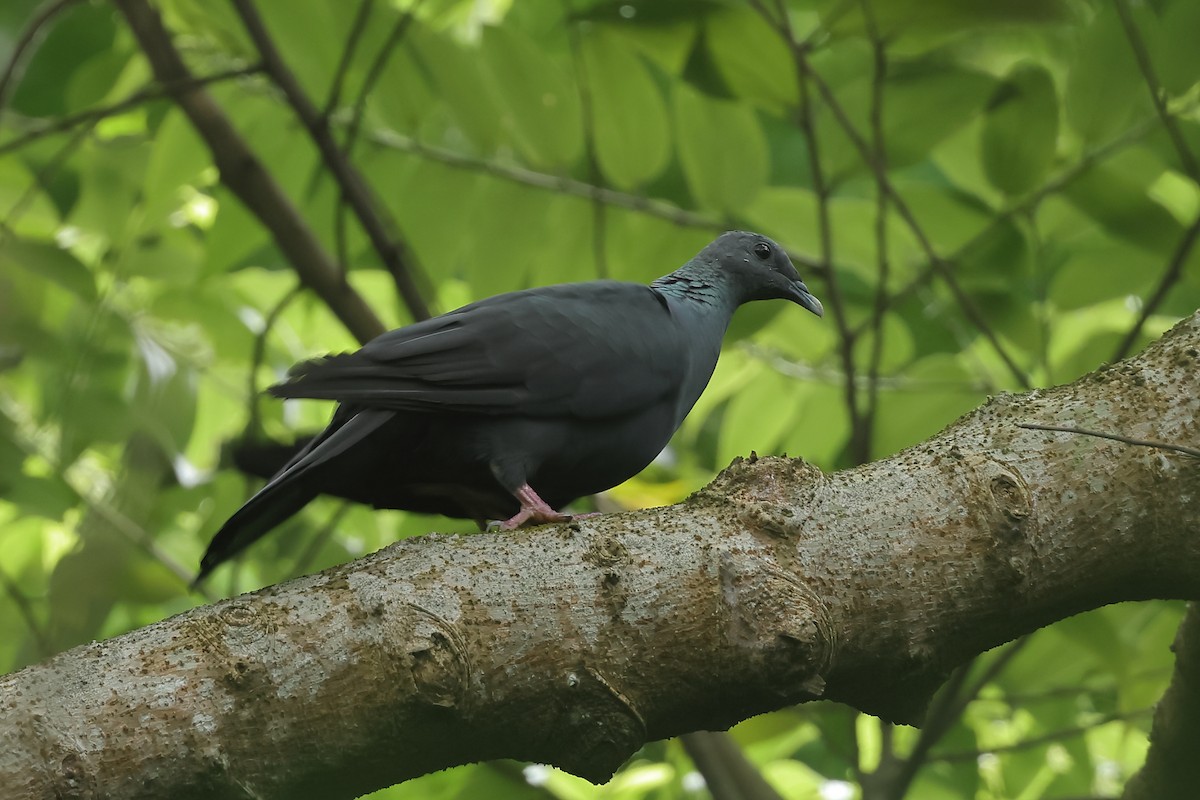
[[1, 0, 1198, 797]]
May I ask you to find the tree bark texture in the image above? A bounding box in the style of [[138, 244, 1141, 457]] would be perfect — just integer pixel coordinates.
[[1122, 602, 1200, 799], [3, 313, 1199, 799]]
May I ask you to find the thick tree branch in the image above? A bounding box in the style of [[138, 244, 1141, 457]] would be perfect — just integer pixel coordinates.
[[229, 0, 431, 322], [112, 0, 387, 345], [3, 312, 1200, 798], [680, 731, 785, 800], [1122, 603, 1200, 799]]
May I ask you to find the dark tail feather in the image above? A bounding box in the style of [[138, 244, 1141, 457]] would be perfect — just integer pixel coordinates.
[[194, 482, 318, 586], [194, 409, 395, 585]]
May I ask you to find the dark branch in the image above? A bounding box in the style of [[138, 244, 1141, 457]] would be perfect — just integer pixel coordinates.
[[1111, 0, 1200, 181], [934, 707, 1152, 764], [679, 731, 785, 800], [861, 0, 889, 466], [1111, 212, 1200, 361], [0, 65, 263, 158], [323, 0, 375, 118], [797, 57, 1031, 389], [229, 0, 431, 322], [112, 0, 387, 345]]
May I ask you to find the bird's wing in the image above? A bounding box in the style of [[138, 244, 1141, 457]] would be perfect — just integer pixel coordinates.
[[269, 282, 688, 419]]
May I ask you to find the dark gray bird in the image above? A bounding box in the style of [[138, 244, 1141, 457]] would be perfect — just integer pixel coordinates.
[[197, 231, 822, 581]]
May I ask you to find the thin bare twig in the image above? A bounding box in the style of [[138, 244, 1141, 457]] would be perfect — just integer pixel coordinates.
[[246, 284, 304, 437], [1017, 423, 1200, 459], [775, 39, 1030, 388], [886, 638, 1031, 798], [860, 0, 888, 466], [1, 122, 91, 231], [1111, 0, 1199, 181], [229, 0, 431, 322], [0, 0, 81, 127], [932, 707, 1153, 764], [365, 128, 825, 273], [113, 0, 387, 345], [335, 1, 424, 298], [1112, 212, 1200, 361], [0, 65, 264, 158], [0, 564, 52, 659], [749, 0, 863, 464], [342, 3, 423, 155], [322, 0, 376, 275], [323, 0, 376, 118], [291, 502, 352, 578]]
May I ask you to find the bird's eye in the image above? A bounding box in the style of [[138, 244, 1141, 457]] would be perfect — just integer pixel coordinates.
[[753, 242, 772, 260]]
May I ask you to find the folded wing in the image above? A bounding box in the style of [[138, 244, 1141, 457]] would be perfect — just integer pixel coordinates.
[[269, 282, 685, 419]]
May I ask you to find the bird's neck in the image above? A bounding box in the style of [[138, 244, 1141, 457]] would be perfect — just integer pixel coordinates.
[[651, 264, 741, 318]]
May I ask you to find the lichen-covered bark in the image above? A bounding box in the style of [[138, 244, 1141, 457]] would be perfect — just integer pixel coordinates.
[[2, 313, 1199, 800]]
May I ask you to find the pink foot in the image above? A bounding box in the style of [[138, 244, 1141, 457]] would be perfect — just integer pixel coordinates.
[[499, 484, 573, 529]]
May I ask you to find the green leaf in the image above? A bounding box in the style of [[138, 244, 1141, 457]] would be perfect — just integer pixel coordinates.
[[884, 61, 997, 168], [10, 2, 117, 116], [5, 473, 79, 522], [703, 7, 798, 112], [1061, 150, 1182, 256], [674, 84, 768, 213], [591, 16, 700, 76], [132, 336, 198, 457], [480, 25, 582, 169], [70, 138, 151, 241], [1065, 6, 1145, 144], [981, 62, 1059, 196], [873, 354, 983, 459], [254, 0, 346, 101], [1154, 1, 1200, 96], [409, 24, 504, 153], [1048, 238, 1157, 311], [204, 187, 269, 276], [580, 28, 671, 190], [718, 365, 799, 466], [818, 0, 1076, 46], [0, 155, 62, 238], [0, 238, 95, 301], [371, 45, 435, 136], [852, 312, 915, 374]]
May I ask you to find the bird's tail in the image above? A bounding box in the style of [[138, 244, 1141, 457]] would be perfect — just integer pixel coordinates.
[[194, 481, 318, 586], [194, 408, 394, 586]]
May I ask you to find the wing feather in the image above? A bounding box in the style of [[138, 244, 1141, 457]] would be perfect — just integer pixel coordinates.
[[269, 282, 685, 419]]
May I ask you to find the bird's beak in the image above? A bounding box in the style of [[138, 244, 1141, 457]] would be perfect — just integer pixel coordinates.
[[790, 280, 824, 318]]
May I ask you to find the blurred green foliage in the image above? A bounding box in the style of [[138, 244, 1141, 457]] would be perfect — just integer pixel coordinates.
[[1, 0, 1196, 797]]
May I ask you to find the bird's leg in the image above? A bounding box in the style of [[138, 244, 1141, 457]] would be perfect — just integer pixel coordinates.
[[500, 484, 573, 529]]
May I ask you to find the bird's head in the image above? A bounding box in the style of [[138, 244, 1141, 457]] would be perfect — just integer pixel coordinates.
[[700, 231, 824, 317]]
